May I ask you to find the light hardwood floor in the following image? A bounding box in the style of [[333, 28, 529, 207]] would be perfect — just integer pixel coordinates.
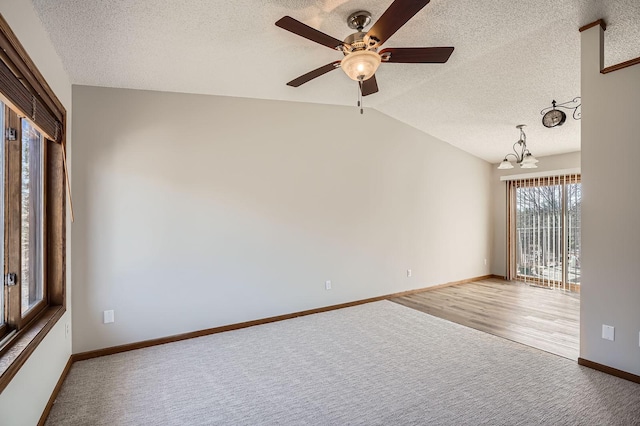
[[390, 277, 580, 360]]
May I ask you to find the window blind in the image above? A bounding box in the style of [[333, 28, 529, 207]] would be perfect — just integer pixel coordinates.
[[507, 173, 581, 291], [0, 14, 63, 143]]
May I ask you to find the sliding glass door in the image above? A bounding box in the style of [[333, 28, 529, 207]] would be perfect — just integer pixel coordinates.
[[508, 174, 581, 291]]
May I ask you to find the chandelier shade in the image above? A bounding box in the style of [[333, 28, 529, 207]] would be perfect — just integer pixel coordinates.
[[498, 159, 515, 170]]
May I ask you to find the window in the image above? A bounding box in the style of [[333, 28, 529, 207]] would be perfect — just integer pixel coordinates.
[[0, 111, 47, 330], [507, 174, 581, 291], [0, 106, 3, 332], [0, 13, 67, 393]]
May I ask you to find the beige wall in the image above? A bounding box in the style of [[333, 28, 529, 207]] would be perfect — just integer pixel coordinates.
[[490, 151, 581, 276], [580, 25, 640, 375], [0, 2, 73, 425], [71, 85, 492, 353]]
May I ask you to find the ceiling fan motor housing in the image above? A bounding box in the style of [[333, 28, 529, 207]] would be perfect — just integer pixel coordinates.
[[343, 32, 374, 54]]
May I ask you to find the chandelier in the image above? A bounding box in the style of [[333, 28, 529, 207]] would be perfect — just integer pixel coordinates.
[[497, 125, 538, 169]]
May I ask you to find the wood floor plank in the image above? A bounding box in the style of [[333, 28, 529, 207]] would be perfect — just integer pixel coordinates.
[[389, 279, 579, 360]]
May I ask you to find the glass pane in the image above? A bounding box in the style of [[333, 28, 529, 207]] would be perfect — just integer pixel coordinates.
[[566, 182, 581, 285], [21, 119, 44, 315], [515, 183, 563, 283], [0, 104, 4, 327]]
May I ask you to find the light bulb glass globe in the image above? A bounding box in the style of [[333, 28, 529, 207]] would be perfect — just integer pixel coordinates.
[[498, 159, 514, 170], [341, 50, 381, 81]]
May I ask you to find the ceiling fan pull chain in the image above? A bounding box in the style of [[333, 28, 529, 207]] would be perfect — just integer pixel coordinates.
[[358, 80, 364, 114]]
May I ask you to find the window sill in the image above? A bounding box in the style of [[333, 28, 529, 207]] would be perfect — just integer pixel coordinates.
[[0, 305, 65, 393]]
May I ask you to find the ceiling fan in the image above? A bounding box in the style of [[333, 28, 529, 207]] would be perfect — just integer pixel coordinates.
[[275, 0, 454, 99]]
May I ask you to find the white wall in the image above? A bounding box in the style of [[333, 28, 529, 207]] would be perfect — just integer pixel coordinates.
[[72, 86, 492, 353], [580, 25, 640, 375], [490, 151, 581, 276], [0, 2, 73, 425]]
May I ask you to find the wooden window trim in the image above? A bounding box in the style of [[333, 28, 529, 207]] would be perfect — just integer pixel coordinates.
[[0, 14, 66, 394]]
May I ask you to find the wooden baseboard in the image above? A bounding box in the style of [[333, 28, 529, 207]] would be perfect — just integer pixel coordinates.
[[578, 358, 640, 384], [73, 274, 494, 362], [37, 356, 73, 426]]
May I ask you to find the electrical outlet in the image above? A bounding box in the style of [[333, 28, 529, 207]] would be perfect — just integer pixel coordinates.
[[65, 322, 70, 338], [602, 324, 614, 341], [484, 259, 487, 266], [407, 269, 412, 277], [103, 310, 115, 324], [325, 280, 331, 290]]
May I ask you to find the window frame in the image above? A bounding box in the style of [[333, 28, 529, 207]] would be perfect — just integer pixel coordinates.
[[3, 110, 47, 329], [0, 13, 67, 394]]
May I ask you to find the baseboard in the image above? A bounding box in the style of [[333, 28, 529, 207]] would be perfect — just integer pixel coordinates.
[[37, 356, 73, 426], [416, 274, 498, 291], [578, 358, 640, 384], [73, 274, 494, 362]]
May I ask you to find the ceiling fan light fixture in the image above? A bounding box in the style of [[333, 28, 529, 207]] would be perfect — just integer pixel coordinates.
[[341, 50, 381, 81]]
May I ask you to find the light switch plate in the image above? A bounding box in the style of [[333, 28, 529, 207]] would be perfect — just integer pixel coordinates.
[[602, 324, 614, 341], [103, 310, 115, 324]]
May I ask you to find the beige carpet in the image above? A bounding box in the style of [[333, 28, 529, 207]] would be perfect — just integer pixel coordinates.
[[46, 301, 640, 425]]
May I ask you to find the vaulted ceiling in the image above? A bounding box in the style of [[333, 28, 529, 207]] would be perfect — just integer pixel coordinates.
[[31, 0, 640, 162]]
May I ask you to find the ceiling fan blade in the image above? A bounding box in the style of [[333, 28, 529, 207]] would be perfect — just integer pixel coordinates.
[[365, 0, 431, 48], [379, 47, 454, 63], [361, 75, 379, 96], [287, 61, 341, 87], [276, 16, 346, 50]]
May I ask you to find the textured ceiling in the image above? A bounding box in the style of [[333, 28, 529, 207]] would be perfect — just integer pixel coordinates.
[[31, 0, 640, 162]]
